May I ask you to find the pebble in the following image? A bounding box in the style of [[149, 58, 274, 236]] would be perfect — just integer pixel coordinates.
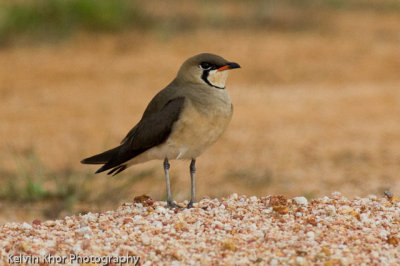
[[141, 233, 151, 245], [20, 222, 32, 230], [325, 205, 337, 216], [293, 196, 308, 205]]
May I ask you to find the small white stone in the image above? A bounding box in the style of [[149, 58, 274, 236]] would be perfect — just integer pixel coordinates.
[[71, 243, 82, 253], [270, 259, 278, 266], [293, 197, 308, 205], [249, 223, 258, 231], [325, 205, 336, 216], [368, 195, 377, 200], [322, 196, 330, 203], [43, 220, 56, 227], [379, 230, 389, 239], [250, 196, 258, 202], [341, 258, 349, 265], [213, 221, 224, 228], [339, 206, 353, 213], [98, 215, 109, 223], [141, 233, 151, 245], [83, 212, 97, 222], [306, 231, 315, 239], [155, 206, 167, 214], [296, 256, 306, 265], [230, 193, 238, 200], [360, 213, 370, 223], [75, 226, 92, 237], [21, 222, 32, 230], [371, 251, 379, 258], [65, 217, 74, 227], [154, 221, 163, 230]]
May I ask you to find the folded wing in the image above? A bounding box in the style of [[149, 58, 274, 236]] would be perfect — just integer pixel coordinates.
[[81, 97, 185, 175]]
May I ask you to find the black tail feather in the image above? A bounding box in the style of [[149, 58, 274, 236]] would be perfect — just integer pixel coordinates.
[[81, 146, 121, 165], [83, 145, 142, 176]]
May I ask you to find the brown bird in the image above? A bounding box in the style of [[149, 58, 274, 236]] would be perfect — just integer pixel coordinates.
[[81, 53, 240, 208]]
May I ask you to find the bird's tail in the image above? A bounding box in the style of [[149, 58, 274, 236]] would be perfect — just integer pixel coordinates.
[[81, 146, 121, 165]]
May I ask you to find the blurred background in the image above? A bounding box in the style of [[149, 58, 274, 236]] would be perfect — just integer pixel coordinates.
[[0, 0, 399, 222]]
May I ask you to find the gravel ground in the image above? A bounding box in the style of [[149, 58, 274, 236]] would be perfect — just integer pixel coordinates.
[[1, 192, 399, 265]]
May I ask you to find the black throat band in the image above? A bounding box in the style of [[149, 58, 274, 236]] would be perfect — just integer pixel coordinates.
[[201, 70, 225, 90]]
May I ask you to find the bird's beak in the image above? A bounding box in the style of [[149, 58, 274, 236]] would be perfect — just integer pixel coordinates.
[[217, 62, 241, 71]]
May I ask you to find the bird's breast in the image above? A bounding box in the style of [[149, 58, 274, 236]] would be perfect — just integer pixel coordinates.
[[166, 98, 232, 159]]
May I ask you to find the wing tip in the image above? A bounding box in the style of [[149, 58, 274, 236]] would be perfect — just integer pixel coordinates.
[[107, 165, 127, 176], [95, 165, 107, 174], [93, 164, 127, 176]]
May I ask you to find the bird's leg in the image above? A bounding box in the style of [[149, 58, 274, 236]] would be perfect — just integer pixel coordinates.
[[164, 158, 177, 208], [187, 159, 196, 208]]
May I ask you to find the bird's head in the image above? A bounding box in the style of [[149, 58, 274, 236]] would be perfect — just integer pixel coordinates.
[[177, 53, 240, 90]]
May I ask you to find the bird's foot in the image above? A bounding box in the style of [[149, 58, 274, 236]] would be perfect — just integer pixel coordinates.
[[187, 201, 194, 209], [166, 200, 181, 209]]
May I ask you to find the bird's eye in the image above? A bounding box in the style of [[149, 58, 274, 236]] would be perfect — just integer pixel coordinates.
[[199, 62, 212, 70]]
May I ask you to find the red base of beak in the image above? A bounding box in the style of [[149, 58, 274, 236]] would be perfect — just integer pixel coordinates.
[[217, 62, 241, 71]]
